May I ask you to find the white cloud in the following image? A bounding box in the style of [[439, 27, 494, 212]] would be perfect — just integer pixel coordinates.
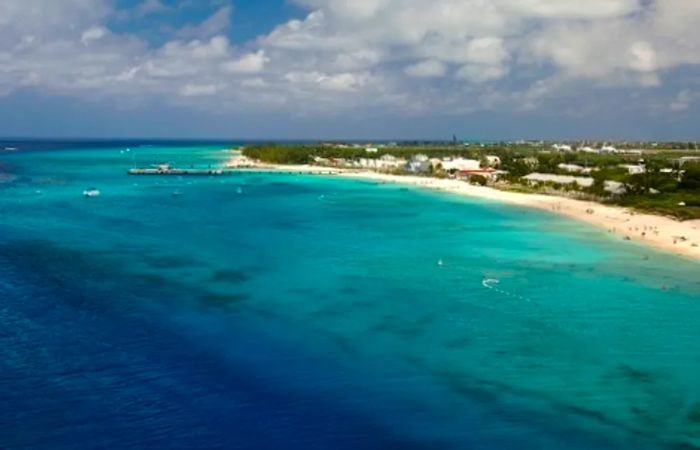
[[1, 0, 699, 120], [180, 83, 224, 97], [405, 60, 446, 78], [81, 26, 108, 45], [223, 51, 269, 74]]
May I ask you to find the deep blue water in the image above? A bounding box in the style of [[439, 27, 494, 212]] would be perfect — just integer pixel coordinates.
[[1, 142, 699, 449]]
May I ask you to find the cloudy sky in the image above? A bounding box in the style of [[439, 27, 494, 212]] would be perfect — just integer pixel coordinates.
[[1, 0, 699, 140]]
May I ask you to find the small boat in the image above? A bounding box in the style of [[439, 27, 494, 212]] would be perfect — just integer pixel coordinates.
[[437, 259, 444, 267], [236, 187, 243, 195], [172, 190, 182, 197], [482, 278, 500, 288], [3, 147, 18, 151], [83, 188, 101, 197]]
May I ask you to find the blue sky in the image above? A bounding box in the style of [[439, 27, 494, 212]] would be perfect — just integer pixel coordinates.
[[0, 0, 698, 140]]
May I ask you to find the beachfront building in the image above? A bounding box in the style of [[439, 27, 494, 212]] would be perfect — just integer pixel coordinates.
[[406, 154, 430, 173], [365, 147, 379, 154], [552, 144, 573, 152], [620, 164, 646, 174], [441, 158, 481, 172], [458, 168, 505, 182], [600, 145, 618, 154], [355, 154, 407, 171], [522, 173, 594, 188], [429, 158, 443, 169], [557, 163, 586, 173], [484, 155, 501, 167]]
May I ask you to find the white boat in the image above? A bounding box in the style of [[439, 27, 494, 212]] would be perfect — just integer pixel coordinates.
[[83, 188, 101, 197]]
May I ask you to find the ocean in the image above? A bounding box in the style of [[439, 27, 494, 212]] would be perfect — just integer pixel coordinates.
[[1, 141, 699, 449]]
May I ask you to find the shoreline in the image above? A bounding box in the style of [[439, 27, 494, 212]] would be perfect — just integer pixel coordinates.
[[230, 164, 700, 261]]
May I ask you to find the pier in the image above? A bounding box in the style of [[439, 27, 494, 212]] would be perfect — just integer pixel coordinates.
[[127, 164, 343, 177], [128, 164, 224, 176]]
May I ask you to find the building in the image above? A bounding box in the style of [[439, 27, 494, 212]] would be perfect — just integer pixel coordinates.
[[552, 144, 573, 152], [484, 155, 501, 167], [600, 145, 618, 154], [365, 147, 379, 153], [557, 163, 586, 173], [458, 168, 503, 182], [619, 164, 646, 175], [441, 158, 481, 172], [406, 154, 430, 173], [522, 173, 594, 188]]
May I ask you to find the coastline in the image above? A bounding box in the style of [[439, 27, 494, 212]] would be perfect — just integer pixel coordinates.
[[232, 163, 700, 261]]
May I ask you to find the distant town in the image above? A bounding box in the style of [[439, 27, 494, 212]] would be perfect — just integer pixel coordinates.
[[234, 140, 700, 220]]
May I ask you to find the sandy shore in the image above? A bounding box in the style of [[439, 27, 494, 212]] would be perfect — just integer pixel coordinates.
[[231, 163, 700, 261]]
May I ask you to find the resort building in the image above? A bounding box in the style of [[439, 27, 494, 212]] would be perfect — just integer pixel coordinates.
[[484, 155, 501, 167], [522, 173, 594, 188], [552, 144, 573, 152], [557, 163, 587, 173], [406, 154, 430, 173], [600, 145, 619, 154], [619, 164, 646, 174], [441, 158, 481, 172]]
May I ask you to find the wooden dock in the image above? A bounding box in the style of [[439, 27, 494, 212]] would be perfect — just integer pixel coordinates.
[[128, 168, 224, 176]]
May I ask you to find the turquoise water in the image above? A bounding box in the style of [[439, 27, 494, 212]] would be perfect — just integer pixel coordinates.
[[1, 143, 700, 449]]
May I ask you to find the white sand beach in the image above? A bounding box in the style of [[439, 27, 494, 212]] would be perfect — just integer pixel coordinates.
[[232, 163, 700, 261]]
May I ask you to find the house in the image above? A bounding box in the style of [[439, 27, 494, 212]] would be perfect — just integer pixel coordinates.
[[600, 145, 618, 154], [619, 164, 646, 175], [484, 155, 501, 167], [521, 157, 539, 168], [522, 173, 594, 188], [406, 154, 430, 173], [552, 144, 573, 152], [441, 158, 481, 172], [429, 158, 443, 169], [557, 163, 586, 173], [365, 147, 379, 154], [458, 168, 502, 182]]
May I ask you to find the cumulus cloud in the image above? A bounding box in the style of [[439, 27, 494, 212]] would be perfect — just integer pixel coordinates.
[[1, 0, 699, 120], [405, 60, 446, 78], [222, 51, 269, 74]]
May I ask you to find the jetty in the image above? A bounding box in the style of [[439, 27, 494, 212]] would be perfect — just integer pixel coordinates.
[[128, 164, 224, 176]]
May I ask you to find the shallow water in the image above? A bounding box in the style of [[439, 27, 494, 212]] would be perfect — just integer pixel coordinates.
[[1, 142, 699, 449]]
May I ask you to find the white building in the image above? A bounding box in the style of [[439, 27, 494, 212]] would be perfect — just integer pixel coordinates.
[[365, 147, 379, 153], [406, 154, 430, 173], [600, 145, 618, 154], [552, 144, 573, 152], [441, 158, 481, 172], [557, 163, 586, 173], [484, 155, 501, 167], [522, 173, 594, 188], [619, 164, 646, 175]]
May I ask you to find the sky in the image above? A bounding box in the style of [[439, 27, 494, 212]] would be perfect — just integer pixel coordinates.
[[0, 0, 699, 140]]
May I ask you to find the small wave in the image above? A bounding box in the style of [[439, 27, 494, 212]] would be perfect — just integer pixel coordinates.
[[482, 278, 531, 301]]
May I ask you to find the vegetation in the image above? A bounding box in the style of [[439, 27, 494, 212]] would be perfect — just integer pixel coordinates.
[[241, 143, 700, 220]]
